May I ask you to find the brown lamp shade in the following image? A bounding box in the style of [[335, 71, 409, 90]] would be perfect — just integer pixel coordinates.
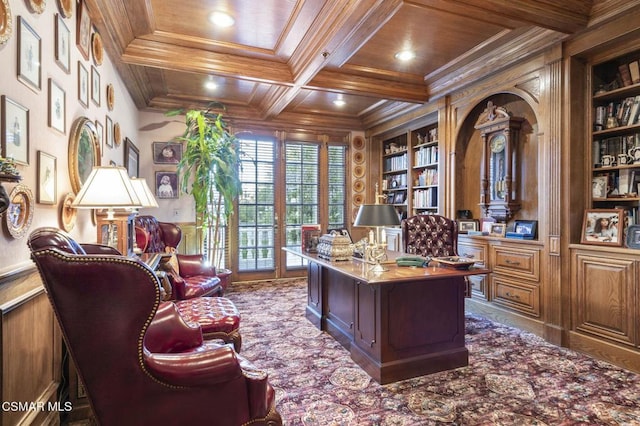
[[353, 204, 401, 227]]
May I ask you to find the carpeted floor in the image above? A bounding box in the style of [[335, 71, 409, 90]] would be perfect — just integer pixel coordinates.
[[226, 278, 640, 425]]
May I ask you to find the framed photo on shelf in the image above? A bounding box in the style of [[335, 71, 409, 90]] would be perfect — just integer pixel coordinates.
[[393, 191, 405, 204], [91, 66, 100, 106], [48, 79, 66, 134], [54, 14, 71, 73], [581, 209, 624, 246], [152, 142, 182, 164], [489, 223, 506, 237], [17, 17, 42, 91], [514, 220, 537, 237], [1, 96, 29, 165], [626, 224, 640, 249], [592, 175, 608, 199], [77, 62, 89, 107], [124, 138, 139, 177], [480, 217, 495, 234], [155, 171, 178, 199], [457, 219, 478, 234], [37, 151, 56, 204]]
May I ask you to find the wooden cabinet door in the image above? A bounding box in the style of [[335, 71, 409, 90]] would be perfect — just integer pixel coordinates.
[[572, 250, 637, 347]]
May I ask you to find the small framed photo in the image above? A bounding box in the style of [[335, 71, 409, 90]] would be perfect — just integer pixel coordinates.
[[480, 217, 495, 234], [153, 142, 182, 164], [17, 17, 42, 92], [91, 66, 101, 106], [514, 220, 537, 237], [626, 224, 640, 249], [155, 171, 178, 199], [124, 138, 139, 177], [76, 0, 91, 60], [592, 175, 608, 199], [48, 79, 66, 134], [457, 219, 478, 234], [581, 209, 624, 246], [78, 62, 89, 107], [393, 191, 405, 204], [1, 96, 30, 166], [489, 223, 506, 237], [54, 14, 71, 73], [37, 151, 57, 204], [105, 115, 113, 148]]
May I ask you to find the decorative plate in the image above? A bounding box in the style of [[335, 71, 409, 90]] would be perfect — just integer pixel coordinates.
[[27, 0, 46, 14], [91, 31, 103, 65], [353, 165, 365, 178], [353, 136, 365, 150], [113, 122, 121, 146], [432, 256, 476, 270], [353, 151, 364, 164], [106, 83, 115, 110], [353, 194, 364, 205], [353, 180, 364, 193], [0, 0, 13, 45], [57, 0, 73, 18], [6, 184, 34, 239], [60, 192, 77, 232]]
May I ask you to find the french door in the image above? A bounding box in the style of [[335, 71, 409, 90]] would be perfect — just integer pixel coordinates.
[[234, 135, 347, 281]]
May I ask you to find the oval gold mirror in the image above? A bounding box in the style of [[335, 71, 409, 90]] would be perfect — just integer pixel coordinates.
[[68, 117, 101, 193]]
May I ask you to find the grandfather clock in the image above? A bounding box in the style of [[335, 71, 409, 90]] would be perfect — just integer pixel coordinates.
[[475, 101, 524, 222]]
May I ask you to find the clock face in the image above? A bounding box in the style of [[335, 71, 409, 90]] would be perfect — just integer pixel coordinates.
[[490, 134, 506, 153]]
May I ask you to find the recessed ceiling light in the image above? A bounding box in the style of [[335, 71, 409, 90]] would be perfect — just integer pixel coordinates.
[[394, 50, 416, 61], [209, 11, 235, 27], [333, 99, 346, 107], [204, 79, 217, 90]]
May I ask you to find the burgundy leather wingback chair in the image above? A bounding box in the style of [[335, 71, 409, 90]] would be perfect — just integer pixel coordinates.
[[28, 227, 281, 426], [134, 215, 223, 299], [402, 214, 459, 257]]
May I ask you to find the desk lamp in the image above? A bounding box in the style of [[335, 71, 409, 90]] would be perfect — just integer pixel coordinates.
[[353, 185, 401, 272], [72, 166, 141, 249]]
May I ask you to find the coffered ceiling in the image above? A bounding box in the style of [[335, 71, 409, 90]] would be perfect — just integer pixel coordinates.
[[86, 0, 598, 130]]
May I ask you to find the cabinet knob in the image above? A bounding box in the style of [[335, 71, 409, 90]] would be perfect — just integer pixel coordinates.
[[505, 259, 521, 266], [505, 291, 520, 300]]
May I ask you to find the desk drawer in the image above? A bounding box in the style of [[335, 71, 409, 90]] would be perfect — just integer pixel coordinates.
[[458, 241, 487, 265], [492, 246, 540, 281], [491, 276, 540, 317]]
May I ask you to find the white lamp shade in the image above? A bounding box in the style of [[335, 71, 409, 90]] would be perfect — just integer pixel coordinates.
[[72, 166, 142, 209], [130, 177, 159, 208]]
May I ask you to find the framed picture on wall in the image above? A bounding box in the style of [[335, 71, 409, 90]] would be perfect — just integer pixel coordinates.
[[76, 0, 91, 60], [124, 138, 139, 177], [77, 61, 89, 107], [1, 96, 29, 165], [105, 115, 113, 148], [54, 13, 71, 73], [91, 66, 100, 106], [48, 79, 66, 134], [152, 142, 182, 164], [95, 119, 104, 154], [37, 151, 57, 204], [17, 17, 41, 92], [581, 209, 624, 246], [155, 171, 178, 199]]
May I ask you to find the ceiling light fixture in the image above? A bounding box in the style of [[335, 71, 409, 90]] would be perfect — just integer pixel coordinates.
[[333, 95, 346, 107], [394, 50, 416, 61], [209, 11, 235, 27], [204, 76, 217, 90]]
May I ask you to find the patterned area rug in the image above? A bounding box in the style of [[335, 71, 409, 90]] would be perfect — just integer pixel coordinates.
[[227, 279, 640, 425]]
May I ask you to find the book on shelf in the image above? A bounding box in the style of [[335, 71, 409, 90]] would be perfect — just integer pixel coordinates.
[[629, 60, 640, 85], [618, 63, 633, 86], [627, 95, 640, 126]]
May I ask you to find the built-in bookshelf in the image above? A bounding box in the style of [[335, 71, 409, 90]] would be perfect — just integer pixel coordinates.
[[382, 134, 408, 218], [591, 51, 640, 228], [411, 124, 439, 214]]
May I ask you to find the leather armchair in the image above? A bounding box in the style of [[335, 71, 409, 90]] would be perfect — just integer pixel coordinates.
[[134, 215, 223, 299], [27, 227, 281, 426], [402, 214, 459, 257]]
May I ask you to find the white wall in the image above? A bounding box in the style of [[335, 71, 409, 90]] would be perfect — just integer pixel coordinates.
[[0, 1, 142, 276]]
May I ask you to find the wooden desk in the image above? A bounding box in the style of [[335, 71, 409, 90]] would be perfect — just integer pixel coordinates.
[[284, 248, 490, 384]]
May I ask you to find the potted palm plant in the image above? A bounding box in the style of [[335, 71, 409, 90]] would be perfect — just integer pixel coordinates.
[[168, 103, 242, 270]]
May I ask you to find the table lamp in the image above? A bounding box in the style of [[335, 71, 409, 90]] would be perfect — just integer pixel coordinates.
[[72, 166, 141, 249], [353, 185, 401, 272], [129, 177, 159, 254]]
